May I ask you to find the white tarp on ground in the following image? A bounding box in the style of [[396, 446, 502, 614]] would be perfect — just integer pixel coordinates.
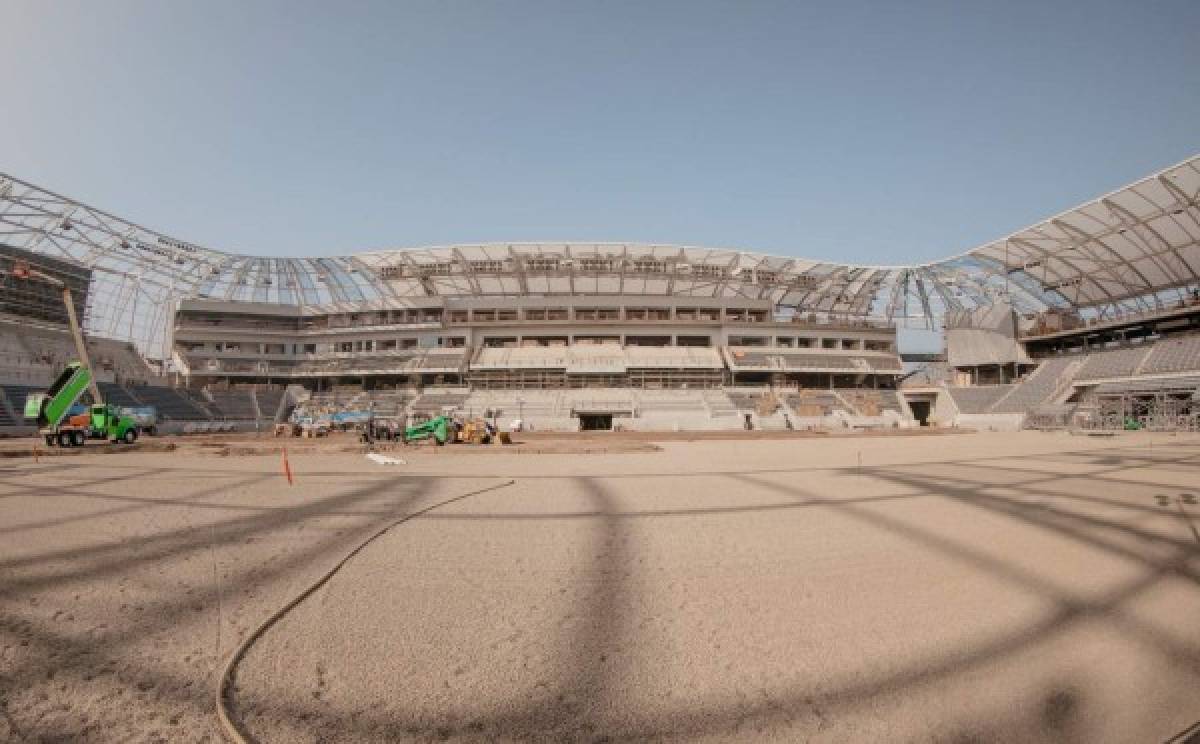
[[366, 453, 406, 465]]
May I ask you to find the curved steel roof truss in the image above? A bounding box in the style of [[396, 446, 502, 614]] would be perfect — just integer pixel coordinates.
[[1, 154, 1198, 358]]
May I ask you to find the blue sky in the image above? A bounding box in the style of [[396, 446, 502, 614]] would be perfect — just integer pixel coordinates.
[[4, 0, 1198, 263]]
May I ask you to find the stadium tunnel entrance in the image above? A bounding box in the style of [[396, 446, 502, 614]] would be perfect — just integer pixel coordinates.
[[578, 413, 614, 431], [904, 392, 936, 426], [908, 400, 931, 425]]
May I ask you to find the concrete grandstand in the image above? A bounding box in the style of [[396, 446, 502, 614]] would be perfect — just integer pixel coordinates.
[[1, 154, 1199, 433]]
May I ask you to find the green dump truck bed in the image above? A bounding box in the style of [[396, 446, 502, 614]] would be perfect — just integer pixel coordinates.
[[29, 362, 92, 429]]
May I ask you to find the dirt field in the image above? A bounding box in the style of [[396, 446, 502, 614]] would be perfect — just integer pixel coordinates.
[[0, 425, 967, 459], [2, 430, 1199, 742]]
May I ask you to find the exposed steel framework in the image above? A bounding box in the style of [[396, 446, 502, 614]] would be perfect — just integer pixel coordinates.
[[1, 155, 1197, 360]]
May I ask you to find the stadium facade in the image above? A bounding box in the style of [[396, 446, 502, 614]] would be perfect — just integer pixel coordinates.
[[0, 156, 1198, 432]]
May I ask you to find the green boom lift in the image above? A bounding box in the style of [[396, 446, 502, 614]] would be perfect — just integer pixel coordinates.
[[404, 415, 450, 445]]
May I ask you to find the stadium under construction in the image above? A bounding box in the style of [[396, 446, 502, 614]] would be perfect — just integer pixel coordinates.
[[1, 155, 1199, 435], [5, 158, 1200, 744]]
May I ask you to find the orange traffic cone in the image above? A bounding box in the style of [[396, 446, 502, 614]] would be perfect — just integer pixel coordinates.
[[281, 447, 294, 486]]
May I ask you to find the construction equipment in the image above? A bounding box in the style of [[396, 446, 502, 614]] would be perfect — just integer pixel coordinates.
[[118, 406, 158, 435], [299, 419, 331, 438], [27, 362, 139, 447], [6, 257, 139, 447], [404, 415, 450, 445], [5, 259, 103, 405], [459, 418, 493, 445], [280, 410, 332, 438], [359, 417, 404, 443]]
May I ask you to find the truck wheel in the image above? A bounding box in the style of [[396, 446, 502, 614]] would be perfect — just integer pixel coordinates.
[[72, 431, 86, 447], [123, 429, 137, 444], [45, 434, 56, 447], [57, 432, 72, 447]]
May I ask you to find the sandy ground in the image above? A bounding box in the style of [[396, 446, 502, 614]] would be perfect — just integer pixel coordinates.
[[2, 430, 1199, 743], [0, 425, 967, 459]]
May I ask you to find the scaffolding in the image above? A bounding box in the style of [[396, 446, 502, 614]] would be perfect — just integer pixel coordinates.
[[1073, 387, 1200, 432]]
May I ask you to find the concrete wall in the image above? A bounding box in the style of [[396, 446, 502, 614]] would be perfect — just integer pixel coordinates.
[[945, 304, 1031, 367]]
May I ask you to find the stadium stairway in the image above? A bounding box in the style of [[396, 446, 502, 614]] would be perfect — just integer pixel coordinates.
[[784, 390, 846, 417], [364, 389, 415, 417], [0, 384, 42, 422], [0, 388, 18, 428], [97, 382, 144, 408], [938, 334, 1200, 425], [204, 390, 259, 421], [1073, 345, 1156, 381], [701, 389, 738, 417], [944, 385, 1015, 414], [631, 390, 727, 431], [1138, 334, 1200, 376], [254, 388, 287, 422], [133, 387, 213, 422], [410, 390, 470, 415], [990, 357, 1080, 414]]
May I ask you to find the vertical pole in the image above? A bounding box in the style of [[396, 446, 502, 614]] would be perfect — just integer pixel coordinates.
[[61, 286, 103, 405]]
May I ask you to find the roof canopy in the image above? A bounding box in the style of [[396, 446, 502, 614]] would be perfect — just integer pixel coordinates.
[[924, 156, 1200, 314], [1, 155, 1197, 359]]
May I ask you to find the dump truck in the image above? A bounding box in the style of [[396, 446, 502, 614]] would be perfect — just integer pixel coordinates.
[[27, 362, 140, 447], [6, 257, 137, 447]]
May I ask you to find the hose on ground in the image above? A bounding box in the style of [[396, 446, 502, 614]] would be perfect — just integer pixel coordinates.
[[215, 479, 518, 743]]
